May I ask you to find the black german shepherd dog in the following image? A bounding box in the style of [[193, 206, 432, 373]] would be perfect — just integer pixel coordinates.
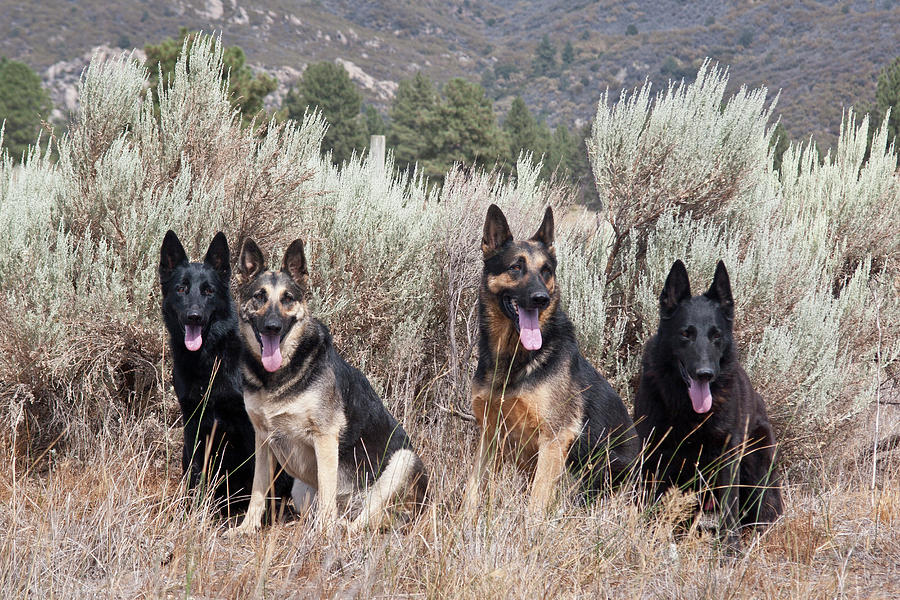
[[160, 231, 291, 515], [635, 260, 783, 547]]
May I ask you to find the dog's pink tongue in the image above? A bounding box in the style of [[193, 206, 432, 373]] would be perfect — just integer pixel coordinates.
[[517, 306, 542, 351], [260, 334, 283, 372], [688, 378, 712, 413], [184, 325, 202, 351]]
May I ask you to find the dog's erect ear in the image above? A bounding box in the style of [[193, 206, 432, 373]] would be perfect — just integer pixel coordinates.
[[530, 206, 554, 250], [281, 239, 308, 288], [237, 238, 266, 283], [482, 204, 513, 257], [203, 232, 231, 282], [660, 259, 692, 317], [705, 260, 734, 321], [160, 230, 188, 284]]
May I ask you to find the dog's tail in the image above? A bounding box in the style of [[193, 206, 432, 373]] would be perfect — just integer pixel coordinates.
[[408, 455, 430, 518]]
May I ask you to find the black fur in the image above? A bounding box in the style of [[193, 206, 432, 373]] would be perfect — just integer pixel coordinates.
[[635, 260, 783, 546], [159, 231, 291, 515]]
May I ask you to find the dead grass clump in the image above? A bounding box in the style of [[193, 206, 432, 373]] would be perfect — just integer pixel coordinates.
[[762, 509, 832, 565]]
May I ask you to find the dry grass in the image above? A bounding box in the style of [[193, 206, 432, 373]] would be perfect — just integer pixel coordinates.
[[2, 401, 899, 599]]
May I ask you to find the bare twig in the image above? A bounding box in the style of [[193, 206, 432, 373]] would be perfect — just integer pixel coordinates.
[[434, 402, 476, 423], [871, 282, 884, 494]]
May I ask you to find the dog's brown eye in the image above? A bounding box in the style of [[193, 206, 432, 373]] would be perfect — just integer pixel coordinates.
[[508, 263, 521, 273], [541, 266, 553, 280], [680, 329, 690, 339], [282, 293, 295, 304], [202, 287, 214, 297], [253, 289, 266, 301], [175, 284, 187, 294]]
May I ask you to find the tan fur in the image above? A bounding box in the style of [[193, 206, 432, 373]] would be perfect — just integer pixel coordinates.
[[239, 279, 310, 353], [464, 235, 584, 517], [232, 377, 423, 535], [464, 358, 584, 517], [348, 449, 420, 534], [229, 381, 352, 536], [229, 264, 423, 537]]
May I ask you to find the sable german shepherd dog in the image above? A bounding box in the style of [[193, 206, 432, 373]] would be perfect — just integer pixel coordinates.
[[462, 205, 639, 516], [159, 231, 292, 515], [228, 238, 427, 535], [634, 260, 783, 547]]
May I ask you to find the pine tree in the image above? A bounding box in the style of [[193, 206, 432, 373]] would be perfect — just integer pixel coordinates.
[[503, 97, 541, 162], [145, 29, 276, 124], [424, 78, 506, 181], [769, 122, 790, 173], [480, 67, 497, 92], [532, 35, 557, 77], [873, 56, 900, 147], [364, 105, 386, 136], [545, 123, 575, 180], [388, 72, 439, 173], [572, 123, 597, 207], [0, 57, 52, 162], [561, 41, 575, 65], [285, 61, 367, 165]]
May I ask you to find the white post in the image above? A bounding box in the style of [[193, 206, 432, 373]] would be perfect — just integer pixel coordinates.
[[370, 134, 385, 171]]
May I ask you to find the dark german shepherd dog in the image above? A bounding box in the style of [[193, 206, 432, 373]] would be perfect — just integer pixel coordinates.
[[228, 238, 427, 535], [463, 205, 639, 516], [634, 260, 783, 547], [159, 231, 291, 515]]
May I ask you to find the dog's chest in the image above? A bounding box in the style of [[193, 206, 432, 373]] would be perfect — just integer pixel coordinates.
[[243, 388, 327, 443], [243, 387, 353, 492], [471, 379, 582, 467]]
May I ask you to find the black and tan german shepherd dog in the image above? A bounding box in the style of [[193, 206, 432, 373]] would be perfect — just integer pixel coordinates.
[[634, 260, 783, 548], [159, 231, 292, 515], [462, 204, 639, 516], [228, 238, 427, 536]]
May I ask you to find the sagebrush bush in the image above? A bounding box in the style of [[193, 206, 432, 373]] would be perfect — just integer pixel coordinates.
[[587, 63, 900, 460], [0, 42, 896, 469], [0, 38, 324, 452]]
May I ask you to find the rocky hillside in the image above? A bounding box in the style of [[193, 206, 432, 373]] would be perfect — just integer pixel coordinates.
[[2, 0, 898, 149]]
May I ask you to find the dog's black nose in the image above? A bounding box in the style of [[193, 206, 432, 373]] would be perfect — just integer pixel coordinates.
[[531, 292, 550, 309], [263, 320, 282, 334], [185, 311, 203, 325], [695, 368, 714, 382]]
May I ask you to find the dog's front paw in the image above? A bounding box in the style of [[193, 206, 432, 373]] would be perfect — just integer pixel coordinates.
[[460, 488, 481, 521], [346, 516, 373, 536], [223, 521, 259, 539], [316, 516, 349, 541]]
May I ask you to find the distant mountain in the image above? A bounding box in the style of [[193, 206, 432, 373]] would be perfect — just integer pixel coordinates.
[[2, 0, 898, 149]]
